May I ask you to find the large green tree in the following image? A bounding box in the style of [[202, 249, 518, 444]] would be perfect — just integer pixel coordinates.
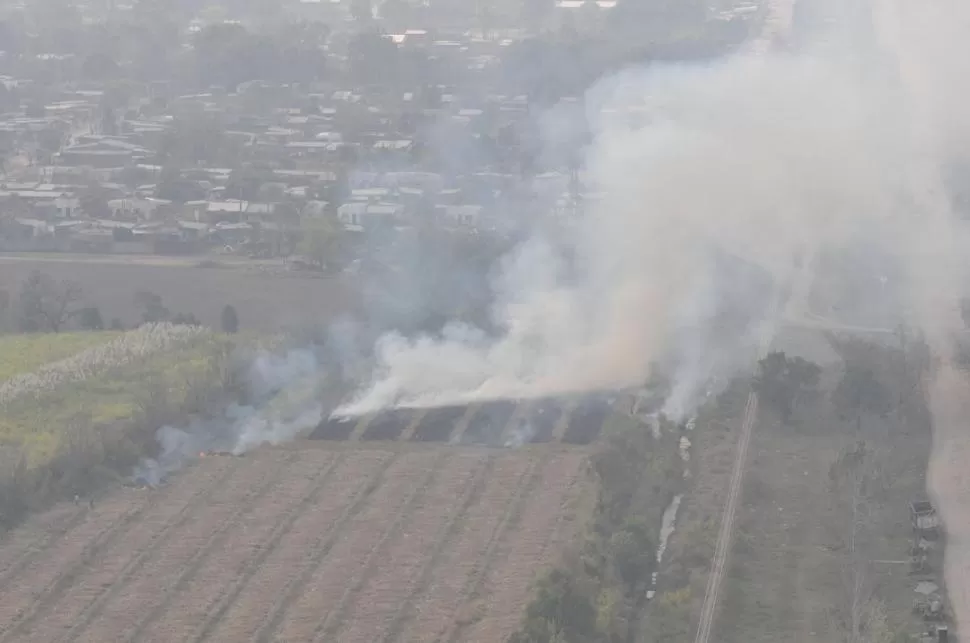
[[510, 568, 597, 643], [832, 365, 891, 432], [17, 271, 84, 333], [753, 351, 821, 423], [297, 215, 342, 270]]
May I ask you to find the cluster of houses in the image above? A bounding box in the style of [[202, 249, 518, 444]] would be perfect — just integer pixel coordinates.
[[0, 0, 763, 261], [0, 0, 761, 260], [0, 28, 589, 260]]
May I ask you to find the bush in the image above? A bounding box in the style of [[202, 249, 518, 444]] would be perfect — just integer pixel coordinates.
[[645, 588, 692, 643], [510, 568, 598, 643], [17, 270, 84, 333], [510, 410, 685, 643], [0, 333, 239, 532], [77, 306, 104, 331], [221, 304, 239, 334], [752, 351, 820, 423], [135, 290, 169, 324], [171, 312, 202, 326], [611, 519, 655, 587]]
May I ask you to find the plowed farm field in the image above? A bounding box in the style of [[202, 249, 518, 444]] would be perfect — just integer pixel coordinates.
[[0, 443, 588, 643]]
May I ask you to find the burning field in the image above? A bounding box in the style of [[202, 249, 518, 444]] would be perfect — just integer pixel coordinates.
[[0, 442, 590, 643], [310, 393, 620, 446]]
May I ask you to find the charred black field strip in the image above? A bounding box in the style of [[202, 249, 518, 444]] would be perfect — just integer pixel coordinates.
[[380, 456, 497, 643], [308, 394, 606, 445], [310, 416, 357, 440], [250, 452, 399, 643], [311, 451, 450, 642], [442, 453, 548, 643], [2, 458, 242, 643], [562, 397, 611, 444], [412, 405, 468, 442], [461, 401, 517, 445], [182, 453, 343, 643], [523, 399, 565, 443], [361, 409, 415, 441], [0, 458, 242, 641], [115, 452, 301, 643]]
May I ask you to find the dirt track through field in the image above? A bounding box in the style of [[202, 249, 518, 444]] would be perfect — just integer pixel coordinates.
[[0, 444, 588, 643]]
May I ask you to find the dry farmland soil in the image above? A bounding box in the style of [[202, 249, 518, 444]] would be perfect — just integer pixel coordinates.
[[0, 443, 588, 643], [0, 257, 356, 332]]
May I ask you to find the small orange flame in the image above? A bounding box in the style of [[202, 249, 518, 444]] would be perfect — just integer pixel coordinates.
[[199, 452, 206, 458]]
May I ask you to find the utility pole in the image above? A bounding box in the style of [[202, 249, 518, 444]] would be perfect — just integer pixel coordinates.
[[896, 323, 907, 402], [895, 321, 909, 438], [567, 151, 581, 219]]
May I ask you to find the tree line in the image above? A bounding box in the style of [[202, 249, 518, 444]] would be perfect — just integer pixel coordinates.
[[508, 412, 684, 643], [0, 270, 240, 335], [753, 350, 892, 431]]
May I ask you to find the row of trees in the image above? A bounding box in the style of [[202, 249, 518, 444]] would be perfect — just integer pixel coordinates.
[[5, 0, 743, 104], [753, 351, 892, 430], [826, 440, 902, 643], [0, 271, 239, 334], [2, 271, 105, 333], [755, 338, 927, 643], [509, 413, 684, 642]]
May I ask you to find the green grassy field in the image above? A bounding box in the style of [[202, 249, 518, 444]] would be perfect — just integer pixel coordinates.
[[0, 329, 234, 466], [0, 331, 121, 383]]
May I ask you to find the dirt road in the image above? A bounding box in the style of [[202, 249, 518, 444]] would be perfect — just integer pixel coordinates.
[[865, 0, 970, 636]]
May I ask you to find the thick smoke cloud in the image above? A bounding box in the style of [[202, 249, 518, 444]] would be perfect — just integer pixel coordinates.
[[336, 36, 921, 419], [866, 0, 970, 635]]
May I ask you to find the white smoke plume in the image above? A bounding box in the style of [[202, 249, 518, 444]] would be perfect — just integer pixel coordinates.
[[133, 348, 325, 486], [336, 30, 926, 418], [504, 417, 538, 449]]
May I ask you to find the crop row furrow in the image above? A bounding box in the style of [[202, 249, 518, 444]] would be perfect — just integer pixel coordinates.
[[68, 451, 292, 643], [380, 455, 497, 643], [132, 452, 335, 643], [395, 454, 536, 643], [313, 450, 451, 642], [338, 452, 489, 643], [0, 505, 88, 590], [442, 452, 547, 643], [0, 457, 229, 599], [215, 450, 394, 643], [171, 452, 341, 643], [9, 457, 239, 643], [459, 452, 586, 642], [270, 450, 440, 642], [0, 460, 234, 640]]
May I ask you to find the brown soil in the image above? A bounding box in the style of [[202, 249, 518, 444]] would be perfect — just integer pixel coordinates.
[[0, 257, 357, 332], [0, 443, 589, 643]]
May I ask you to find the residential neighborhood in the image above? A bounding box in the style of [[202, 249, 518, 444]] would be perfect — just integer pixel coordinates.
[[0, 0, 758, 270]]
